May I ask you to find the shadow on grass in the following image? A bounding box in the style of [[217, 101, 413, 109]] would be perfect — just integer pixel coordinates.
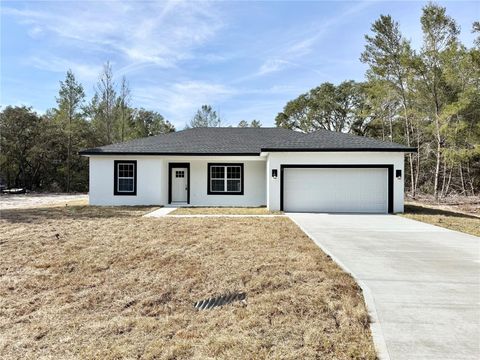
[[404, 204, 479, 220], [0, 205, 158, 224]]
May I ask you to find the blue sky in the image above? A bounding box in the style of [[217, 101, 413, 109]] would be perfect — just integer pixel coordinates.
[[1, 1, 478, 129]]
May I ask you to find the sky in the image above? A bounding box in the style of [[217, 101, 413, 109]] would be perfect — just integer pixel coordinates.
[[1, 0, 478, 129]]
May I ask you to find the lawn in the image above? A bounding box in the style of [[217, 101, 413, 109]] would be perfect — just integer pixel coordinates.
[[169, 207, 283, 215], [0, 205, 375, 360], [402, 204, 480, 237]]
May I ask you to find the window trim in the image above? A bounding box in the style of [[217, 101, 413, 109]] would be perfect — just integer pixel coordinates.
[[114, 160, 137, 196], [207, 163, 244, 195]]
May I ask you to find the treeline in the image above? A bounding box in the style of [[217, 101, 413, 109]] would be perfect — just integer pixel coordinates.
[[0, 63, 262, 192], [0, 63, 175, 192], [276, 4, 479, 199]]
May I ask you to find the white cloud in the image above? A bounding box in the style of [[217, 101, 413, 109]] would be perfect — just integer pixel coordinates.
[[28, 56, 103, 82], [257, 59, 292, 75], [3, 1, 224, 68]]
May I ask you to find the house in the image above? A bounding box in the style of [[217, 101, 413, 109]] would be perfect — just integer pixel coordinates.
[[79, 127, 416, 213]]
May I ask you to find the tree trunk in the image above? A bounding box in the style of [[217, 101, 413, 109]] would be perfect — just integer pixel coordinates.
[[440, 159, 447, 198], [445, 168, 452, 196], [67, 108, 72, 193], [433, 95, 442, 201], [459, 163, 466, 195], [401, 102, 416, 198], [389, 112, 393, 142], [466, 162, 475, 196], [415, 123, 421, 194]]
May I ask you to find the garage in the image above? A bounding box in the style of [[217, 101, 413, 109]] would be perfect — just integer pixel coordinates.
[[281, 165, 393, 213]]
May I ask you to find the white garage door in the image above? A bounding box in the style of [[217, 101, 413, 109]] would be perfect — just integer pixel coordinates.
[[283, 167, 389, 213]]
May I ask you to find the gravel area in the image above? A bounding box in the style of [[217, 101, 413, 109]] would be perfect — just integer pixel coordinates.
[[0, 193, 88, 210]]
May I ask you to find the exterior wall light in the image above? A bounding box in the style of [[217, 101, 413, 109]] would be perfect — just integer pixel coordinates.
[[272, 169, 278, 179], [396, 169, 402, 179]]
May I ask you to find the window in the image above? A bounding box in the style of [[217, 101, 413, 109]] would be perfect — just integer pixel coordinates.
[[176, 170, 185, 178], [114, 160, 137, 195], [208, 163, 244, 195]]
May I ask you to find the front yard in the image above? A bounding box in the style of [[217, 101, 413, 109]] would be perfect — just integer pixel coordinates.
[[0, 205, 375, 359]]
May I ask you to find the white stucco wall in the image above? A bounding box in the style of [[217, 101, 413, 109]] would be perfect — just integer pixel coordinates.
[[88, 155, 266, 207], [89, 156, 163, 206], [266, 152, 405, 213], [88, 152, 405, 212]]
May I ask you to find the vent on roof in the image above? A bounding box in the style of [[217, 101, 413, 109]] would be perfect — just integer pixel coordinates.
[[194, 292, 246, 310]]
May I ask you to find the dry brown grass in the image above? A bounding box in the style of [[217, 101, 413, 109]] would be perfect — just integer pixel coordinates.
[[402, 204, 480, 237], [170, 207, 283, 215], [0, 205, 375, 360]]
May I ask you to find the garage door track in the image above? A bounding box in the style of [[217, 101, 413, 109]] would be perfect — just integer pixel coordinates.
[[288, 213, 480, 360]]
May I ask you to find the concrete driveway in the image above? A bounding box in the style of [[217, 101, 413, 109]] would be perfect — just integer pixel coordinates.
[[287, 213, 480, 360]]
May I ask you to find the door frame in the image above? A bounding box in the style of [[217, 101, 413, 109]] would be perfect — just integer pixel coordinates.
[[168, 162, 190, 204], [280, 164, 394, 213]]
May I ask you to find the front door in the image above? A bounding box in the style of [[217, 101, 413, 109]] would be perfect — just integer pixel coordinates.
[[171, 167, 188, 202]]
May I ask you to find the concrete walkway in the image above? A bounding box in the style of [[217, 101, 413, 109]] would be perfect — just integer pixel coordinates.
[[143, 207, 177, 217], [287, 213, 480, 360]]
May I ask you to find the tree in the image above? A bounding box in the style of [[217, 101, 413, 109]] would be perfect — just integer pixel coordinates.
[[238, 120, 262, 127], [91, 62, 117, 144], [417, 3, 460, 199], [188, 105, 221, 128], [361, 80, 401, 141], [54, 70, 86, 192], [473, 21, 480, 47], [132, 109, 175, 137], [275, 81, 366, 133], [250, 120, 262, 128], [0, 106, 60, 190], [117, 76, 132, 142], [360, 14, 419, 197]]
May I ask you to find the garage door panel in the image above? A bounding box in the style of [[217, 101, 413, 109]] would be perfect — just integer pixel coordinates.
[[284, 168, 388, 213]]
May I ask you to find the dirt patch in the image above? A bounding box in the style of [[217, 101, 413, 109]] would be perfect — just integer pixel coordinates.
[[0, 205, 374, 359], [0, 193, 88, 210], [405, 195, 479, 217], [170, 207, 283, 215]]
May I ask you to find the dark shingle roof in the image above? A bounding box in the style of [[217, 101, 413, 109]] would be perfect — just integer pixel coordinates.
[[79, 127, 416, 155]]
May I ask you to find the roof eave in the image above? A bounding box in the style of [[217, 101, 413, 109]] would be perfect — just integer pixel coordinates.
[[261, 147, 418, 153], [79, 151, 262, 156]]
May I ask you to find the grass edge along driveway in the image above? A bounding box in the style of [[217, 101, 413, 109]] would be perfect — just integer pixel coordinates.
[[402, 203, 480, 237]]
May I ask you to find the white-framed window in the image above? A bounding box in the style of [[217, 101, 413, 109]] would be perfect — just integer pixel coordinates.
[[114, 161, 136, 195], [208, 163, 243, 194], [175, 170, 185, 178]]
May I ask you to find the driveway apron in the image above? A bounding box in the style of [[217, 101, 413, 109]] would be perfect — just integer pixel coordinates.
[[287, 213, 480, 360]]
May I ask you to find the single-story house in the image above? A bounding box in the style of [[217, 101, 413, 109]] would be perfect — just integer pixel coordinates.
[[79, 127, 416, 213]]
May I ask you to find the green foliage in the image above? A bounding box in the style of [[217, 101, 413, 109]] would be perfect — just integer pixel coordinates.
[[0, 106, 61, 190], [132, 109, 175, 137], [275, 81, 367, 133], [238, 120, 262, 128], [188, 105, 222, 128], [1, 64, 175, 192], [53, 69, 89, 191]]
